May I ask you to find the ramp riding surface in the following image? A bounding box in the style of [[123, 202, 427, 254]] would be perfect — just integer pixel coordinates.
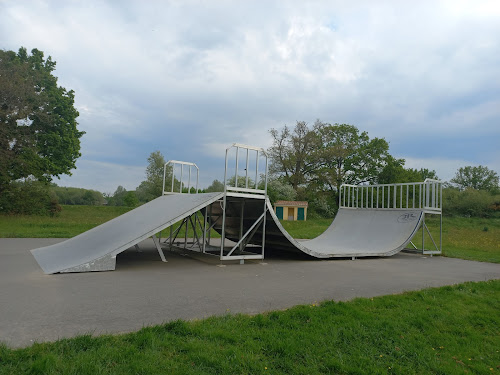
[[211, 198, 424, 258], [266, 203, 424, 258], [31, 192, 223, 274], [32, 194, 425, 273]]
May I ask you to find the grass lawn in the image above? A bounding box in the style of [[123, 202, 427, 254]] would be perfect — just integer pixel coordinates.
[[0, 280, 498, 374], [0, 206, 133, 238]]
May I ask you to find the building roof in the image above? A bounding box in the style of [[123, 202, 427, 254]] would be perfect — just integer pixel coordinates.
[[275, 200, 308, 207]]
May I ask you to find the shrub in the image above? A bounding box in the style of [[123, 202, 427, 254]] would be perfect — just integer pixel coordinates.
[[0, 179, 61, 216], [443, 187, 499, 217]]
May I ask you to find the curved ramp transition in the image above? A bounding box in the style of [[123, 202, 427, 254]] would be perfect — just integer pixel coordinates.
[[212, 198, 423, 259], [265, 202, 423, 258]]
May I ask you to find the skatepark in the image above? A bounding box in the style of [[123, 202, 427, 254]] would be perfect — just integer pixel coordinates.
[[30, 144, 443, 274], [1, 143, 499, 348]]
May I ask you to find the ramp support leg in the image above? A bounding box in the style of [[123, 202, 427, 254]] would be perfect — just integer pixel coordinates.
[[152, 234, 167, 263]]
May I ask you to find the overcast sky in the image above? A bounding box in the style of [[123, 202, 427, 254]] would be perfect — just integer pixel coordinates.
[[1, 0, 499, 193]]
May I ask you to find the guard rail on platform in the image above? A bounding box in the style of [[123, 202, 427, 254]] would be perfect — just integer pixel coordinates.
[[339, 179, 442, 256], [339, 179, 442, 214]]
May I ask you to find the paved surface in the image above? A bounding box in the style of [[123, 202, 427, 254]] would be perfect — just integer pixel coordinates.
[[1, 238, 499, 348]]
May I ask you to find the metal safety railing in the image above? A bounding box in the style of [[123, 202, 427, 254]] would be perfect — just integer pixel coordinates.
[[162, 160, 199, 195], [223, 143, 268, 196], [339, 179, 442, 213]]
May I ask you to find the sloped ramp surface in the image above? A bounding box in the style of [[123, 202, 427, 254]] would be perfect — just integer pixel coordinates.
[[264, 201, 423, 258], [31, 192, 223, 274]]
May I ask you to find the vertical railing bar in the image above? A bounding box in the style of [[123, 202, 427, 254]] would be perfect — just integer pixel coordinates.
[[340, 185, 343, 207], [255, 150, 259, 189], [419, 184, 422, 208], [413, 184, 415, 208], [235, 146, 239, 187], [180, 164, 183, 193], [406, 185, 409, 208], [188, 166, 191, 193], [393, 184, 396, 209], [245, 148, 249, 189], [171, 164, 175, 193]]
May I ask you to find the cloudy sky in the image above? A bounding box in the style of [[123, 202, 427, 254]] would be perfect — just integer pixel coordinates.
[[1, 0, 499, 193]]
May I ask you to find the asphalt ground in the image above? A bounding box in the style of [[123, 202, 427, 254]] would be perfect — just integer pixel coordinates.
[[0, 238, 499, 348]]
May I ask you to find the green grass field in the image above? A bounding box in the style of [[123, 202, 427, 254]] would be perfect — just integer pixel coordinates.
[[1, 205, 499, 263], [0, 280, 498, 374]]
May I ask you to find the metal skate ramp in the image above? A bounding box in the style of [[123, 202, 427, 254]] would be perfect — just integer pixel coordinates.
[[266, 203, 424, 258], [208, 197, 424, 259], [31, 192, 223, 274]]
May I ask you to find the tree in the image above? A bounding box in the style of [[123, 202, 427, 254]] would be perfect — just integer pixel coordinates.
[[205, 179, 224, 192], [266, 177, 297, 204], [123, 191, 139, 207], [315, 122, 390, 195], [377, 156, 438, 184], [268, 121, 322, 189], [451, 166, 499, 192], [108, 185, 127, 206], [135, 151, 181, 203], [0, 47, 83, 194]]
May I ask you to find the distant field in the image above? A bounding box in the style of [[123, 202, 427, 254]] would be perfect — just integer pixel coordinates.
[[0, 206, 133, 238], [1, 205, 499, 263]]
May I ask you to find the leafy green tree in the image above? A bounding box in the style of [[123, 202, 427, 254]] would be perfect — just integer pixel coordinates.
[[315, 122, 390, 194], [123, 191, 139, 207], [135, 151, 182, 202], [0, 47, 83, 194], [205, 179, 224, 192], [268, 121, 322, 190], [51, 186, 105, 205], [108, 185, 127, 206], [266, 177, 297, 204], [377, 156, 438, 184], [451, 166, 499, 193]]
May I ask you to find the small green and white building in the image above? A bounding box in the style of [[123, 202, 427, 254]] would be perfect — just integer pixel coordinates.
[[274, 200, 308, 221]]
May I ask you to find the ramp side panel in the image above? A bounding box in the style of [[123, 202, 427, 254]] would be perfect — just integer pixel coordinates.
[[31, 193, 223, 274]]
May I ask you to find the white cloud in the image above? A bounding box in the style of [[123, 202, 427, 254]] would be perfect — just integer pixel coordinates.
[[56, 159, 145, 193], [1, 1, 499, 192]]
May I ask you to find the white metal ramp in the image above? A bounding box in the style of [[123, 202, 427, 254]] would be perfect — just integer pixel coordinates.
[[31, 192, 223, 274], [30, 143, 442, 274]]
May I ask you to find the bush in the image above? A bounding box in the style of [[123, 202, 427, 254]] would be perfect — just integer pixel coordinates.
[[443, 187, 499, 217], [51, 186, 105, 205], [0, 180, 62, 216]]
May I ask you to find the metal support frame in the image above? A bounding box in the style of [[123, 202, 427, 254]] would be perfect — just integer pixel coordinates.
[[340, 179, 443, 256], [220, 143, 268, 261], [151, 144, 269, 264]]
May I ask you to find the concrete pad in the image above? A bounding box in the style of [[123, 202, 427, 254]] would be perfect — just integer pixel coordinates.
[[0, 238, 499, 348]]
